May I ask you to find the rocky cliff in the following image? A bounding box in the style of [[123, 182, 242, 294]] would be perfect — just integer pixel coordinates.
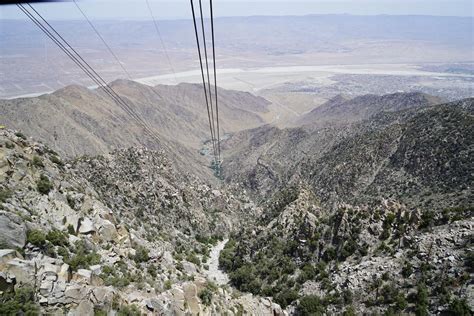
[[222, 96, 474, 211], [0, 129, 284, 315]]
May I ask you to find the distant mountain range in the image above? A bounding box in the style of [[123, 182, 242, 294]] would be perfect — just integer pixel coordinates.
[[0, 80, 268, 178]]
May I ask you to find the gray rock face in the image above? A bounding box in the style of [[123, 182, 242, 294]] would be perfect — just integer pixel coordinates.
[[0, 249, 22, 269], [182, 262, 198, 275], [64, 284, 89, 303], [5, 258, 34, 285], [68, 300, 94, 316], [0, 129, 282, 315], [0, 211, 26, 248], [78, 217, 96, 235], [97, 219, 117, 242]]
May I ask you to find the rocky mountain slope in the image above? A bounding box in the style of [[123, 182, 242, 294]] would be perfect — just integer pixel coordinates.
[[217, 94, 473, 314], [0, 129, 284, 315], [295, 92, 443, 128], [1, 87, 472, 315], [0, 81, 269, 180], [220, 187, 473, 315], [222, 95, 473, 210]]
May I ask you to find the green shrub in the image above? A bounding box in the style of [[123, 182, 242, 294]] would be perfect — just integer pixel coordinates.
[[297, 295, 326, 315], [196, 234, 221, 245], [66, 240, 100, 271], [67, 224, 76, 235], [104, 275, 131, 288], [5, 142, 14, 149], [340, 238, 358, 259], [323, 247, 337, 262], [148, 265, 157, 278], [15, 132, 26, 140], [32, 155, 44, 168], [199, 283, 217, 306], [297, 264, 317, 283], [0, 286, 39, 315], [274, 287, 299, 308], [229, 265, 256, 290], [164, 280, 172, 290], [117, 304, 141, 316], [133, 246, 150, 263], [401, 261, 413, 278], [447, 298, 472, 316], [394, 292, 408, 312], [343, 306, 357, 316], [0, 188, 12, 203], [186, 252, 201, 267], [57, 246, 70, 260], [46, 229, 69, 247], [219, 241, 236, 271], [49, 155, 63, 166], [342, 289, 353, 305], [419, 210, 435, 229], [94, 307, 108, 316], [414, 283, 429, 316], [27, 229, 46, 248], [380, 283, 399, 304], [36, 174, 53, 195]]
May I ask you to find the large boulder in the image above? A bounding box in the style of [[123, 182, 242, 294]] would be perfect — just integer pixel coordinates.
[[64, 284, 89, 303], [5, 258, 35, 285], [170, 287, 185, 314], [72, 269, 92, 285], [0, 211, 26, 248], [91, 286, 115, 305], [68, 300, 94, 316], [0, 249, 22, 269], [58, 263, 71, 282], [78, 217, 96, 235], [182, 262, 197, 275], [116, 225, 131, 247], [97, 219, 117, 242]]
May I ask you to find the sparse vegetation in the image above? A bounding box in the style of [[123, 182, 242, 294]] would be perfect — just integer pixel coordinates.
[[0, 287, 39, 315], [36, 174, 53, 194], [27, 229, 47, 248], [297, 295, 326, 315], [49, 155, 63, 166], [0, 188, 12, 203], [46, 229, 69, 247], [66, 240, 101, 271], [198, 282, 218, 306], [32, 155, 44, 168], [132, 246, 150, 263], [15, 132, 26, 140]]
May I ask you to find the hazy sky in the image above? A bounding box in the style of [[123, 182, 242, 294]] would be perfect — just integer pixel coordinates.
[[0, 0, 473, 20]]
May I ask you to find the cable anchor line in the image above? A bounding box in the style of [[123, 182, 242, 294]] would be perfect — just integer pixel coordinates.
[[145, 0, 178, 84], [190, 0, 218, 166], [209, 0, 221, 171], [18, 3, 161, 143], [73, 0, 131, 80], [198, 0, 217, 162]]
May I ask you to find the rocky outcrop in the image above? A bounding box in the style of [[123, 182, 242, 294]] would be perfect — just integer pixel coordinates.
[[0, 211, 27, 248], [0, 129, 280, 315]]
